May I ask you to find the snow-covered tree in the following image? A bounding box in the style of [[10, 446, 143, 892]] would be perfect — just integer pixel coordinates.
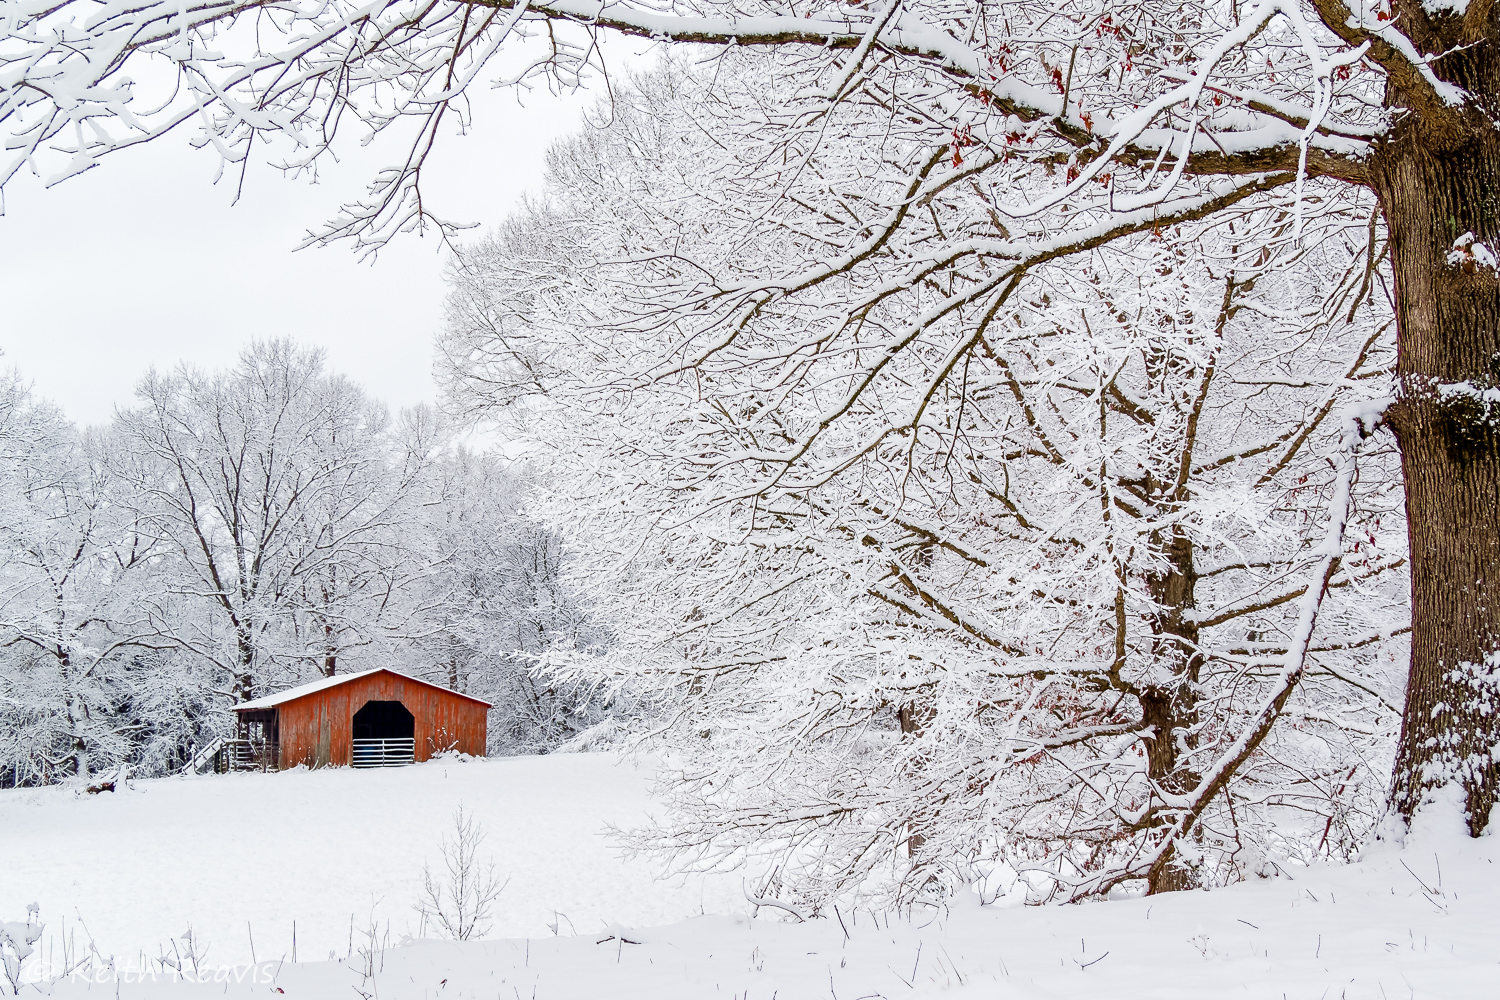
[[0, 377, 163, 782], [112, 338, 424, 701], [8, 0, 1493, 838], [0, 343, 615, 784], [403, 445, 613, 753], [440, 62, 1408, 900]]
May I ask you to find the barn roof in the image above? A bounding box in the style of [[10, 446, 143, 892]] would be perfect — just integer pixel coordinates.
[[234, 668, 493, 712]]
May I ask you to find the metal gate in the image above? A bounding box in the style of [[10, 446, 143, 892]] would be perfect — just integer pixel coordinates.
[[351, 738, 415, 768]]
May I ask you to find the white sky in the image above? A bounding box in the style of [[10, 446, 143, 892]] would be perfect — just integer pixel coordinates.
[[0, 67, 618, 428]]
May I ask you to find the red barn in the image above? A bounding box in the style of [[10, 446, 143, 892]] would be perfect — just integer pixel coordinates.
[[230, 668, 490, 770]]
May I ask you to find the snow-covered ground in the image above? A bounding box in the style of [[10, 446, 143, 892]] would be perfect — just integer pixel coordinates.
[[3, 755, 1496, 998], [0, 754, 747, 970]]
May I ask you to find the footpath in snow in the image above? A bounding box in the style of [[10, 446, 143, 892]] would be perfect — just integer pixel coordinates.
[[2, 755, 1496, 998]]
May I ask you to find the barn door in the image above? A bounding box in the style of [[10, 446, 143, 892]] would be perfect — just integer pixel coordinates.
[[351, 700, 415, 767]]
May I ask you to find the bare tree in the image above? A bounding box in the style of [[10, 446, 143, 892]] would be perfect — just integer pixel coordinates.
[[401, 447, 613, 753], [112, 338, 421, 701], [416, 805, 508, 941]]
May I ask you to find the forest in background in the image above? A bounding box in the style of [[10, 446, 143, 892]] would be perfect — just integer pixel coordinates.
[[0, 339, 610, 786]]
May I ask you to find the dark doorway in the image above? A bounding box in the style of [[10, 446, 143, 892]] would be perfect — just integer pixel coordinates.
[[352, 700, 414, 740]]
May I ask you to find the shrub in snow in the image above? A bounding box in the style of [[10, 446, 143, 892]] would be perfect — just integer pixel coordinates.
[[416, 805, 508, 941], [0, 904, 42, 996]]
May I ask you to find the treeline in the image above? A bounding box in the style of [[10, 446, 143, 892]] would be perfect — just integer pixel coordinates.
[[0, 339, 605, 786]]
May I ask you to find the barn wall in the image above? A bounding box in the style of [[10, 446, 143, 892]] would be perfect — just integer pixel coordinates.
[[274, 673, 488, 768]]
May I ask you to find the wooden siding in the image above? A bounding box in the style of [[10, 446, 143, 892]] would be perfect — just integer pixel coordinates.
[[272, 672, 487, 768]]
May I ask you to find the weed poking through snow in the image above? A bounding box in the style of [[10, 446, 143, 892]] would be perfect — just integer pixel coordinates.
[[416, 805, 508, 941]]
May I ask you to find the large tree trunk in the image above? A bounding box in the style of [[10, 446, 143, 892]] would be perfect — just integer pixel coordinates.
[[324, 620, 338, 678], [63, 675, 90, 782], [1372, 36, 1500, 833], [898, 700, 935, 856], [234, 632, 257, 702], [1142, 528, 1202, 893]]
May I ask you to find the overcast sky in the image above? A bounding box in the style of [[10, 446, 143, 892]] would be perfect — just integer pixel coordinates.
[[0, 71, 612, 428]]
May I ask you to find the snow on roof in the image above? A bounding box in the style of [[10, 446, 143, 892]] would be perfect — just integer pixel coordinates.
[[234, 668, 493, 711]]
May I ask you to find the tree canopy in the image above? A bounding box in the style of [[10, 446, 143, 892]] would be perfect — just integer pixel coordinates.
[[7, 0, 1500, 893]]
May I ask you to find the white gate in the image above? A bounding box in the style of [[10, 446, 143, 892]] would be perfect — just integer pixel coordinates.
[[351, 738, 415, 768]]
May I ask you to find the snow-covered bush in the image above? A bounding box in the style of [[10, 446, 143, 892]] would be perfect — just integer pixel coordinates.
[[0, 904, 42, 995]]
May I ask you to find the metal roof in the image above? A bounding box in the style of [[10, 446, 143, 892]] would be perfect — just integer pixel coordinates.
[[233, 668, 493, 711]]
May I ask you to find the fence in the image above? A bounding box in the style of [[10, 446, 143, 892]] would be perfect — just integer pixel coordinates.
[[351, 738, 415, 768], [214, 739, 276, 772]]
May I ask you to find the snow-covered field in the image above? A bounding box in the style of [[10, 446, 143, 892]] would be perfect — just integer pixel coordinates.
[[3, 755, 1496, 998], [0, 754, 747, 970]]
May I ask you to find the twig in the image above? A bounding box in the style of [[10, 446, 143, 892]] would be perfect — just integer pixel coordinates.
[[1399, 860, 1436, 895]]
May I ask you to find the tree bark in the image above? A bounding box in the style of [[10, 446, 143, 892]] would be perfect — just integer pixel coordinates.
[[324, 620, 337, 678], [234, 632, 257, 703], [1372, 25, 1500, 833], [899, 698, 936, 856], [1141, 528, 1203, 893], [63, 671, 90, 782]]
